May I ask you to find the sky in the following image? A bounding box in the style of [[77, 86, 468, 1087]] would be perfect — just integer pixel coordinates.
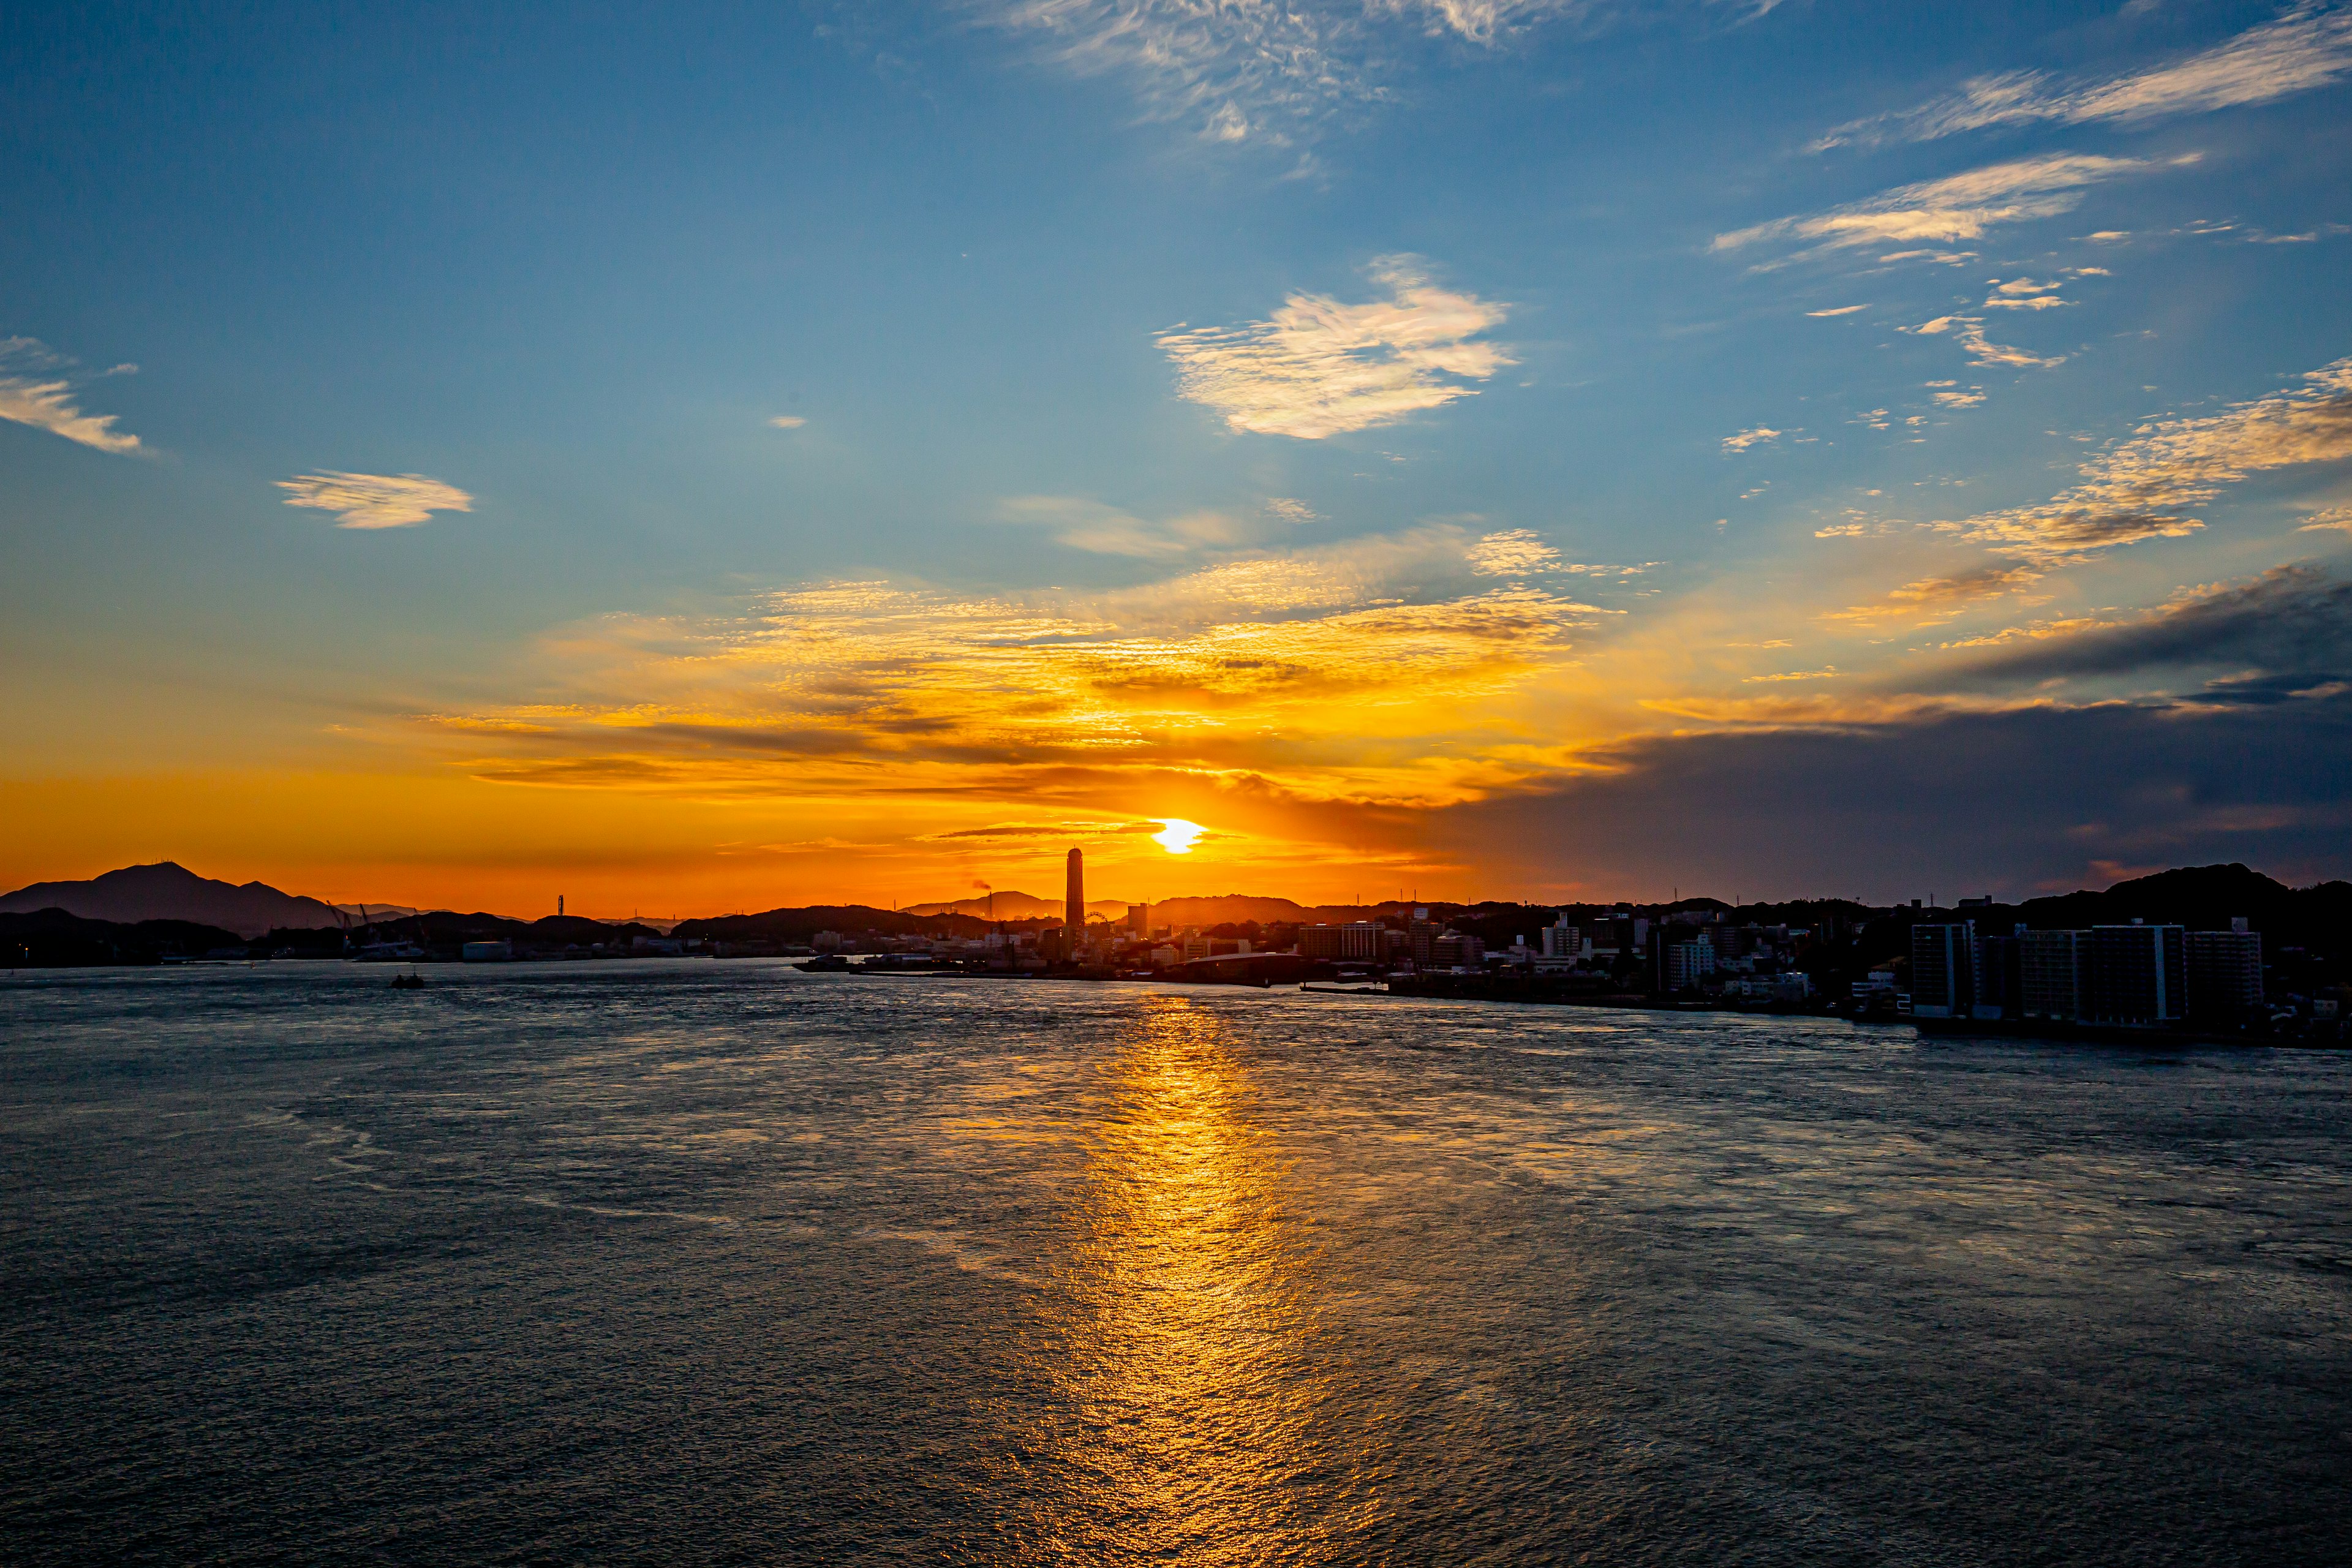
[[3, 0, 2350, 916]]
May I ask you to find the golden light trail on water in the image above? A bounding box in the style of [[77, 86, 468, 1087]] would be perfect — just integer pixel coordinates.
[[1153, 819, 1207, 855], [1025, 997, 1372, 1561]]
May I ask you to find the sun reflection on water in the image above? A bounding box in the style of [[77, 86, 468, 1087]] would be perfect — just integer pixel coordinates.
[[1019, 995, 1366, 1564]]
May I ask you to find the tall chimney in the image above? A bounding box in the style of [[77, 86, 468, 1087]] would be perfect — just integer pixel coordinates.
[[1066, 848, 1084, 944]]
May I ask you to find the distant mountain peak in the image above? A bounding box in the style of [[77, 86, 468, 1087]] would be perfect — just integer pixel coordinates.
[[0, 862, 344, 938]]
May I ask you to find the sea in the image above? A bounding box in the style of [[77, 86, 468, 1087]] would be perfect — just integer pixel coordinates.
[[2, 962, 2346, 1565]]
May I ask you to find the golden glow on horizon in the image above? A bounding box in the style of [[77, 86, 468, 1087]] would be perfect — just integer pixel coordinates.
[[1153, 818, 1206, 854]]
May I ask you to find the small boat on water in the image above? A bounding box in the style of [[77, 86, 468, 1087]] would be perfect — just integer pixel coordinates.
[[793, 954, 853, 973], [391, 968, 425, 989]]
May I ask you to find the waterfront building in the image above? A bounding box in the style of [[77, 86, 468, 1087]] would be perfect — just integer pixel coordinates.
[[1431, 932, 1484, 969], [1304, 921, 1384, 961], [2019, 930, 2090, 1021], [1126, 902, 1148, 934], [1542, 921, 1580, 960], [1665, 938, 1716, 991], [1408, 910, 1439, 968], [1909, 923, 1978, 1019], [2090, 923, 2187, 1025], [2185, 929, 2264, 1024], [1975, 930, 2022, 1020], [1065, 849, 1084, 946]]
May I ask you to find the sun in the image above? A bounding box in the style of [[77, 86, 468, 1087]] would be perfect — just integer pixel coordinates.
[[1152, 818, 1205, 854]]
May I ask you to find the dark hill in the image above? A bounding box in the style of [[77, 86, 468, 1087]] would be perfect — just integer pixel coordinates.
[[1, 909, 247, 966], [2010, 863, 2350, 944], [674, 905, 1005, 942], [0, 862, 341, 938]]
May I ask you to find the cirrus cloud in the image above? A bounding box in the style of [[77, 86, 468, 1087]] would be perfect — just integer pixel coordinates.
[[1951, 357, 2352, 562], [0, 337, 142, 454], [277, 471, 475, 530], [1713, 153, 2173, 258], [1813, 4, 2352, 151]]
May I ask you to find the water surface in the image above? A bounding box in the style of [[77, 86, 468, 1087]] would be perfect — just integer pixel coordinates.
[[2, 963, 2346, 1563]]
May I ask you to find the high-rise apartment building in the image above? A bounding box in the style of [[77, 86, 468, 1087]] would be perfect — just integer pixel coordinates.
[[1665, 938, 1716, 991], [2019, 930, 2090, 1021], [2185, 929, 2264, 1023], [1408, 910, 1438, 968], [1542, 921, 1580, 960], [2090, 924, 2186, 1025], [1065, 848, 1084, 945], [1909, 922, 1978, 1019]]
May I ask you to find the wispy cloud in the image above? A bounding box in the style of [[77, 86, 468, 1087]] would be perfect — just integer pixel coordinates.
[[278, 472, 475, 530], [982, 1, 1594, 143], [1806, 304, 1869, 317], [1907, 314, 2065, 369], [997, 494, 1245, 556], [1951, 358, 2352, 562], [769, 415, 807, 429], [1714, 153, 2168, 258], [1822, 564, 2047, 627], [1982, 276, 2069, 310], [1814, 4, 2352, 150], [1157, 255, 1511, 439], [0, 337, 142, 454], [1721, 425, 1781, 452], [1468, 527, 1564, 575]]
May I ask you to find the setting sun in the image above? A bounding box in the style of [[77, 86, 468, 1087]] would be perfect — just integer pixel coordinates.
[[1152, 819, 1206, 855]]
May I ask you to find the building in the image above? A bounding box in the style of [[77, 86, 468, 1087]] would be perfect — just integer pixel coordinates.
[[1909, 923, 1978, 1019], [2090, 923, 2186, 1025], [1664, 938, 1715, 990], [1542, 921, 1580, 961], [1975, 930, 2022, 1020], [461, 939, 512, 962], [1408, 910, 1439, 968], [2019, 930, 2090, 1021], [1065, 848, 1084, 946], [1431, 932, 1484, 969], [1126, 902, 1149, 935], [2185, 928, 2263, 1024], [1301, 922, 1383, 962]]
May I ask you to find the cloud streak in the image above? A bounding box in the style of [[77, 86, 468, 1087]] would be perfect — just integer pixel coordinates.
[[418, 526, 1606, 812], [984, 0, 1595, 143], [278, 472, 476, 530], [0, 337, 141, 454], [1714, 154, 2167, 258], [1937, 562, 2352, 688], [1158, 256, 1511, 438], [1951, 358, 2352, 562], [1814, 4, 2352, 150], [997, 495, 1245, 556]]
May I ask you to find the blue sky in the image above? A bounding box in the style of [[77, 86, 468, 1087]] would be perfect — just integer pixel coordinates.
[[4, 1, 2349, 911]]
